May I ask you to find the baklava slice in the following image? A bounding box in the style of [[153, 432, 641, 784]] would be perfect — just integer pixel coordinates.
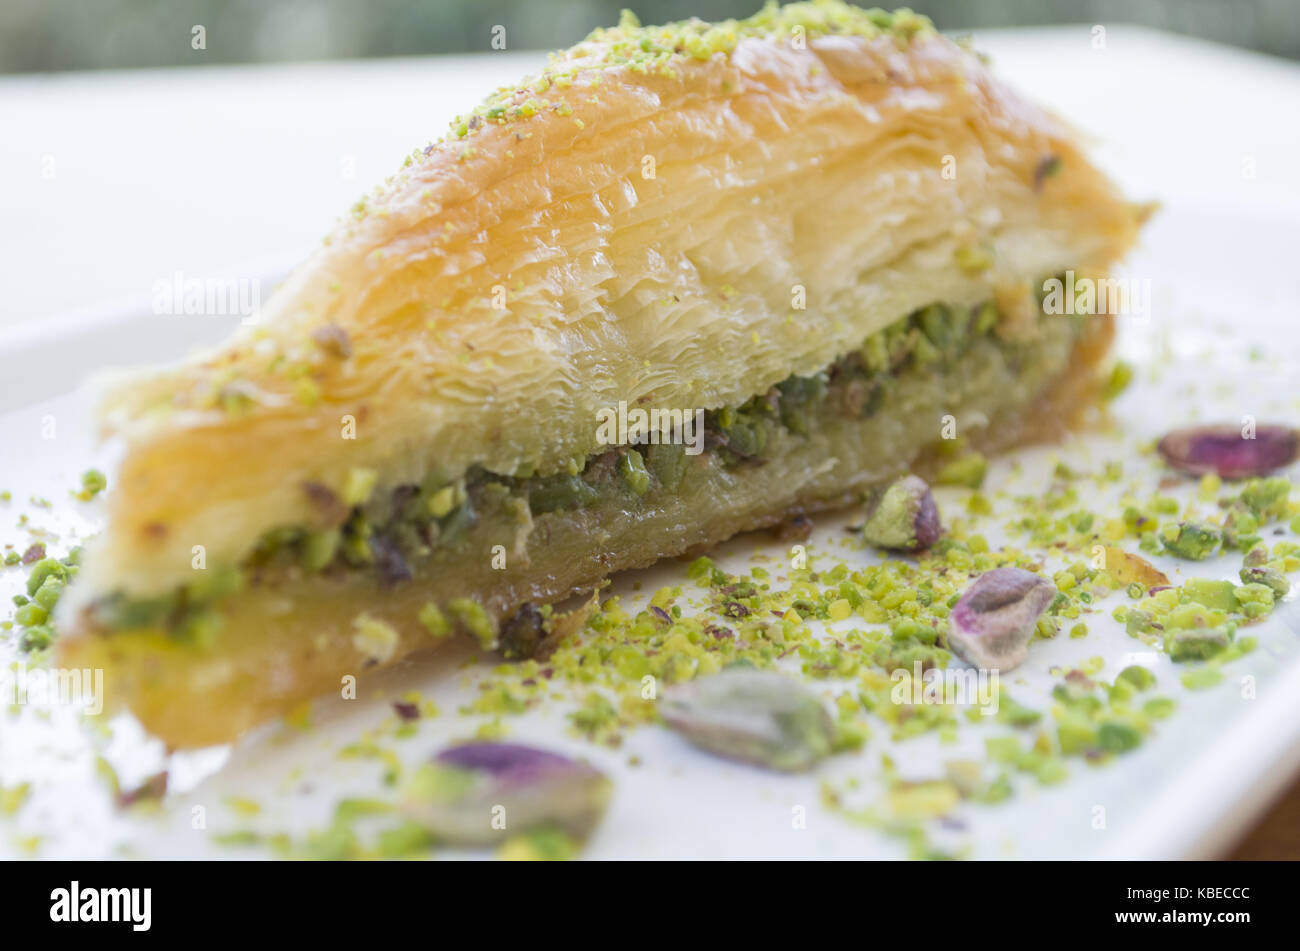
[[58, 2, 1146, 748]]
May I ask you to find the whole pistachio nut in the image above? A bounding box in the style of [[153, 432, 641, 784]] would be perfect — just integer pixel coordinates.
[[947, 567, 1056, 671], [661, 670, 835, 772], [861, 475, 942, 552], [400, 742, 611, 847], [1157, 423, 1299, 480]]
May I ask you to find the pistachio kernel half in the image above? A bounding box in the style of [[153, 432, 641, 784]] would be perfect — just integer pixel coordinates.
[[947, 567, 1056, 671]]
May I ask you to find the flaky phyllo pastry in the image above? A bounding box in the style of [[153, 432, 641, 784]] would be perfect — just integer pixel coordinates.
[[58, 2, 1146, 748]]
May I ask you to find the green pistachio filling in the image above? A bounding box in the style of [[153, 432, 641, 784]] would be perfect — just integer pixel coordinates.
[[84, 291, 1085, 642]]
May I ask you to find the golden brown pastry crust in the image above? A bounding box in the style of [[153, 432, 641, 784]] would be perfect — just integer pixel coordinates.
[[80, 13, 1142, 600]]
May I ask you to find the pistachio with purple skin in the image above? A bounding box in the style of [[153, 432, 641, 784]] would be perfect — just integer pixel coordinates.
[[1157, 423, 1299, 480], [947, 567, 1056, 671], [400, 742, 611, 847], [661, 670, 835, 772], [860, 475, 942, 552]]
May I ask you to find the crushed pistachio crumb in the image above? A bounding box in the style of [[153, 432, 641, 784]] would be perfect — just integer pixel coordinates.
[[352, 614, 400, 664]]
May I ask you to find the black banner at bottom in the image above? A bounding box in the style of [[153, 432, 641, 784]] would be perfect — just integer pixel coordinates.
[[0, 859, 1280, 937]]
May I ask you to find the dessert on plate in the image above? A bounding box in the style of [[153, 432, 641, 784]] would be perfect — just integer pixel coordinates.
[[57, 2, 1147, 748]]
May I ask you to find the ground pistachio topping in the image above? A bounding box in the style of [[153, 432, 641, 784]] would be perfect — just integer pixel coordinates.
[[439, 3, 934, 144], [8, 546, 81, 653], [73, 469, 107, 502], [351, 614, 400, 665]]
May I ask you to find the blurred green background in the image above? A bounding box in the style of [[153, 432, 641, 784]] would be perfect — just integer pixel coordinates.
[[3, 0, 1298, 72]]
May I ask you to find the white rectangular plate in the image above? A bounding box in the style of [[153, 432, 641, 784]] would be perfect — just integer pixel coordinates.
[[3, 29, 1300, 860]]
